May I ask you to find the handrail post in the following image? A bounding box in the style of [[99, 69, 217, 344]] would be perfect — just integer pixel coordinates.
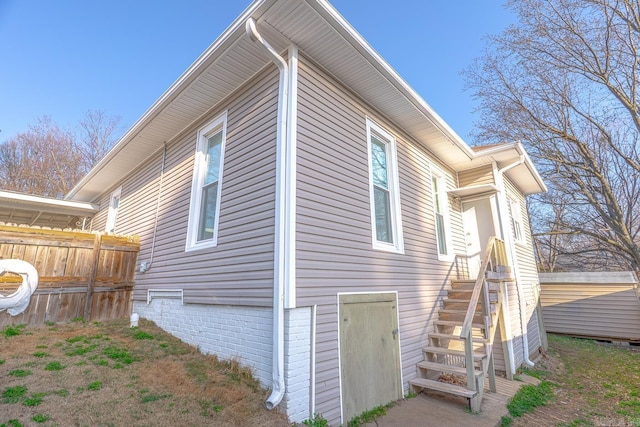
[[464, 331, 476, 391]]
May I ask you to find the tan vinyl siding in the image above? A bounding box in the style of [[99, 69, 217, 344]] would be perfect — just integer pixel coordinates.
[[296, 56, 466, 422], [505, 177, 543, 364], [458, 165, 495, 188], [540, 272, 640, 341], [90, 67, 279, 307]]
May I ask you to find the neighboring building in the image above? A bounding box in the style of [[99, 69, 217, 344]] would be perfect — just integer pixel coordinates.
[[1, 0, 547, 425]]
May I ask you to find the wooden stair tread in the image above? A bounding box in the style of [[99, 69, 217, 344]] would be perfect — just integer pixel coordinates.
[[443, 299, 493, 308], [429, 332, 489, 343], [422, 345, 486, 361], [417, 360, 482, 377], [434, 320, 485, 329], [438, 309, 484, 318], [410, 377, 477, 398]]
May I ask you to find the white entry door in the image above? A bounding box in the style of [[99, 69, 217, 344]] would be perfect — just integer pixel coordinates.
[[463, 206, 482, 279]]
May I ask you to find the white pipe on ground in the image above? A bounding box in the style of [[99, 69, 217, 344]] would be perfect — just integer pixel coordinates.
[[0, 259, 39, 316]]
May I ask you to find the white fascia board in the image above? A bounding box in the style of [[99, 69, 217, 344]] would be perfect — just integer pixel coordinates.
[[306, 0, 475, 161], [66, 0, 274, 201]]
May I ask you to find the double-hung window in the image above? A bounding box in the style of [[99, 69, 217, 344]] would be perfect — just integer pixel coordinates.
[[431, 168, 452, 260], [366, 118, 404, 253], [186, 112, 227, 251], [509, 196, 524, 245]]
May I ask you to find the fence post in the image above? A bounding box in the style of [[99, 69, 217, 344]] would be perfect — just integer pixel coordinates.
[[84, 233, 102, 320]]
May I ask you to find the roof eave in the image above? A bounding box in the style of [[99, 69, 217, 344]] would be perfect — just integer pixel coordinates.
[[65, 0, 274, 202], [306, 0, 475, 163]]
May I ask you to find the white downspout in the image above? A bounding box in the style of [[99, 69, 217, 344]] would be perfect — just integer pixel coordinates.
[[246, 17, 288, 410], [498, 156, 535, 367]]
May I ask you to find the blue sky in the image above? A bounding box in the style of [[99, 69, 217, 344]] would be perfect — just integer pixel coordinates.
[[0, 1, 514, 145]]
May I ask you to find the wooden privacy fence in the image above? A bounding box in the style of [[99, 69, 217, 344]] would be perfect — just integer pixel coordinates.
[[0, 224, 139, 326]]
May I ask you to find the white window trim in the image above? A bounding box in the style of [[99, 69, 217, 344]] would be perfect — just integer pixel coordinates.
[[509, 196, 526, 246], [431, 167, 453, 261], [366, 118, 404, 254], [105, 186, 121, 233], [185, 111, 227, 252]]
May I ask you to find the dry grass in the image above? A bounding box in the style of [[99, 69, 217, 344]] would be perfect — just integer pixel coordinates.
[[0, 318, 290, 427], [511, 334, 640, 427]]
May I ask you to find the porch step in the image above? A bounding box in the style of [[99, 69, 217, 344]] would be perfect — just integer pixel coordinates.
[[438, 309, 484, 323], [433, 320, 485, 330], [417, 360, 482, 377], [422, 345, 486, 362], [429, 332, 489, 344], [410, 377, 477, 399], [447, 289, 498, 301], [450, 279, 476, 288]]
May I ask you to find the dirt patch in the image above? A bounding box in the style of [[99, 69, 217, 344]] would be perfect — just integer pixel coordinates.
[[0, 319, 289, 427]]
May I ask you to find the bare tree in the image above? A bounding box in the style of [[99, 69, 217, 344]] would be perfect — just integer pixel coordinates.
[[0, 111, 121, 198], [78, 110, 122, 173], [0, 117, 82, 198], [466, 0, 640, 272]]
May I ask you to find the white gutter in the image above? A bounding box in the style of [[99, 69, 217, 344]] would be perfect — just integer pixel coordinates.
[[497, 156, 535, 368], [246, 17, 288, 410]]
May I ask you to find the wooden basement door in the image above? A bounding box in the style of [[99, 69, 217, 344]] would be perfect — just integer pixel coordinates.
[[339, 293, 402, 423]]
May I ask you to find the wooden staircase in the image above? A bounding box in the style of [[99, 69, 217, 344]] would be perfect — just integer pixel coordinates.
[[410, 237, 512, 412]]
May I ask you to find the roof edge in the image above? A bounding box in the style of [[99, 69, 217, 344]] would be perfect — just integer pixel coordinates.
[[65, 0, 274, 201], [306, 0, 476, 161]]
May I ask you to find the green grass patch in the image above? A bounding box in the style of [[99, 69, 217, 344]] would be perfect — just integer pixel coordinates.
[[32, 414, 50, 423], [133, 330, 154, 340], [44, 361, 64, 371], [506, 381, 554, 417], [3, 324, 26, 338], [8, 369, 32, 378], [2, 385, 28, 404], [32, 352, 48, 358], [23, 392, 46, 407], [348, 404, 392, 427], [140, 391, 172, 403], [103, 346, 137, 365], [302, 413, 329, 427], [65, 343, 98, 356], [87, 381, 102, 391], [0, 420, 23, 427], [517, 366, 546, 380], [66, 335, 85, 343]]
